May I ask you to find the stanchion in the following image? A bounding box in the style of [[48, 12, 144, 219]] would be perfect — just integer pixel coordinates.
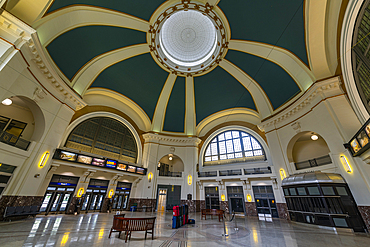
[[233, 211, 238, 231], [222, 217, 228, 236]]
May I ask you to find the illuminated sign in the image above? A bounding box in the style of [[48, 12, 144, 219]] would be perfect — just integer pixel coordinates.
[[77, 155, 92, 164], [105, 159, 117, 169], [117, 163, 127, 171], [59, 151, 77, 161], [92, 158, 105, 167], [346, 118, 370, 156], [136, 167, 145, 174], [127, 165, 136, 173]]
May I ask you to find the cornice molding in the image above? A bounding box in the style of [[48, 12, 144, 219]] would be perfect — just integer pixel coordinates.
[[258, 77, 342, 132], [142, 133, 202, 146], [0, 10, 86, 111], [27, 35, 86, 111]]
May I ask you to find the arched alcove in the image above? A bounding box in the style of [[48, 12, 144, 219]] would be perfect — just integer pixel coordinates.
[[287, 132, 331, 169], [0, 96, 45, 143], [158, 154, 184, 175]]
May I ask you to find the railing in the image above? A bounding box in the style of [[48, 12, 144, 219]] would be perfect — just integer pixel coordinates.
[[0, 130, 30, 150], [219, 169, 242, 176], [244, 167, 272, 175], [294, 155, 332, 170], [198, 171, 218, 177], [158, 171, 182, 177]]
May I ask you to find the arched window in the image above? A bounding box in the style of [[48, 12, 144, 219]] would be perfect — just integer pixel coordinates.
[[65, 117, 137, 163], [204, 130, 265, 164]]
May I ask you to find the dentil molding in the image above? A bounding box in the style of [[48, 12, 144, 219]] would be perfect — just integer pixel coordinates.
[[258, 77, 342, 132], [0, 10, 86, 111]]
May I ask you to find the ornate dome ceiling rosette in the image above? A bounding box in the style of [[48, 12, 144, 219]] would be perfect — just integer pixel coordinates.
[[148, 0, 229, 77]]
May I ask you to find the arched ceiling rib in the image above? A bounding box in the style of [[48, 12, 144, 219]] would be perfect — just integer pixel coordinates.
[[228, 40, 315, 91], [151, 73, 177, 133], [34, 6, 149, 46], [72, 44, 150, 95], [219, 59, 272, 118], [3, 0, 345, 135]]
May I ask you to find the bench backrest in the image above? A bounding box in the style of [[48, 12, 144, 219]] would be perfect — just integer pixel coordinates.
[[202, 209, 224, 214], [112, 214, 126, 229], [122, 217, 156, 231]]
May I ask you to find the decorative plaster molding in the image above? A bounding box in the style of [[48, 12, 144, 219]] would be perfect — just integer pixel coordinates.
[[0, 10, 86, 111], [27, 36, 86, 111], [241, 178, 250, 190], [197, 181, 203, 190], [258, 77, 342, 132], [291, 122, 301, 133], [142, 133, 202, 146]]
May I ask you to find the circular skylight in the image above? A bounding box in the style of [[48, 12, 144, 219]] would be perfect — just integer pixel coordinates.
[[149, 2, 228, 76], [160, 10, 217, 67]]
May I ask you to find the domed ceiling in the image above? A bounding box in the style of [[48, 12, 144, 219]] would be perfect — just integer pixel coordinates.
[[26, 0, 317, 135]]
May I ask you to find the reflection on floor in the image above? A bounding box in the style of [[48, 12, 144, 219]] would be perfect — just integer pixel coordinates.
[[0, 211, 369, 246]]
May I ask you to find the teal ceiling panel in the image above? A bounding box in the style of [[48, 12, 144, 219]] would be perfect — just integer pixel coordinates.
[[194, 67, 256, 125], [218, 0, 308, 65], [225, 50, 300, 109], [46, 0, 165, 21], [163, 77, 185, 133], [46, 25, 146, 80], [90, 53, 168, 121]]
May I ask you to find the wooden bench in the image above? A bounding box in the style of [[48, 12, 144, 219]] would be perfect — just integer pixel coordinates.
[[108, 214, 126, 238], [109, 216, 156, 242], [201, 209, 224, 222]]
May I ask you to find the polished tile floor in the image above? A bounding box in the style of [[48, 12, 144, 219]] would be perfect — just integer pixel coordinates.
[[0, 211, 369, 246]]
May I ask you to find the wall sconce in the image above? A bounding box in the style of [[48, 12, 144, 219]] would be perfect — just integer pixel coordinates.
[[187, 175, 192, 185], [38, 152, 50, 168], [169, 154, 173, 161], [148, 172, 153, 183], [77, 188, 84, 197], [340, 155, 352, 173], [221, 194, 226, 201], [246, 194, 252, 202], [279, 168, 287, 180], [108, 189, 114, 198]]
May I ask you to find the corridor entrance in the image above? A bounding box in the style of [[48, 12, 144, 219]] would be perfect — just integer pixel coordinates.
[[81, 178, 108, 213], [253, 185, 278, 218], [112, 182, 132, 211], [205, 186, 220, 209], [40, 175, 79, 215], [227, 186, 245, 214]]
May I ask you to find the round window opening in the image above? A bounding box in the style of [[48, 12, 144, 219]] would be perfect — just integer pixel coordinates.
[[149, 2, 228, 76], [160, 10, 217, 67]]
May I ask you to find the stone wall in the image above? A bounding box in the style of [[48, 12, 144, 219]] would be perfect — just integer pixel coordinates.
[[128, 198, 156, 212], [277, 203, 290, 220], [0, 195, 43, 220], [358, 205, 370, 230], [220, 201, 229, 213], [245, 202, 257, 216]]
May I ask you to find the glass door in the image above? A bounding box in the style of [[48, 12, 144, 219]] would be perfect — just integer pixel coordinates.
[[59, 193, 71, 212], [112, 194, 119, 209], [96, 194, 105, 210], [81, 194, 91, 211], [40, 192, 53, 212], [89, 194, 98, 210], [123, 193, 130, 210], [50, 193, 62, 212]]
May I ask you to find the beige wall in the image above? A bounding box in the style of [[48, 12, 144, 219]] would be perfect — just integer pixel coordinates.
[[292, 138, 330, 163]]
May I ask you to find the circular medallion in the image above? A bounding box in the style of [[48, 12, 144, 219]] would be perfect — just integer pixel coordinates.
[[149, 1, 228, 76]]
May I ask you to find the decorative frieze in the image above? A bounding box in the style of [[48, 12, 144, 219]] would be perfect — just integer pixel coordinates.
[[258, 77, 342, 132]]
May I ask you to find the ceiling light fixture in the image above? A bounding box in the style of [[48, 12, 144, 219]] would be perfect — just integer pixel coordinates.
[[2, 98, 12, 106], [311, 134, 318, 141]]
